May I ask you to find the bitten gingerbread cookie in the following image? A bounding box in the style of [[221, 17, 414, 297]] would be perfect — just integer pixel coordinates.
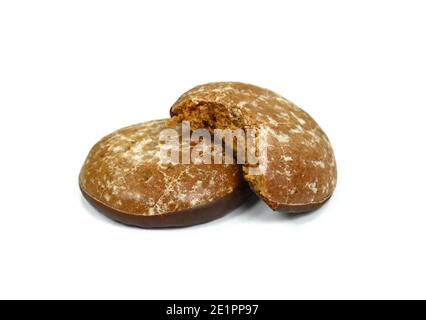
[[80, 119, 251, 227], [170, 82, 337, 213]]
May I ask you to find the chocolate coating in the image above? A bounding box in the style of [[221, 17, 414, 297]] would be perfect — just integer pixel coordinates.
[[81, 185, 252, 228]]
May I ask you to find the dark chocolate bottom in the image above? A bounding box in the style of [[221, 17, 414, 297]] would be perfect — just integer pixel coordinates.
[[81, 184, 253, 228], [275, 195, 331, 214], [245, 180, 332, 214]]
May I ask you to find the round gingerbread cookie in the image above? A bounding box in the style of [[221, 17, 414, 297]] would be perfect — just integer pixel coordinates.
[[170, 82, 337, 213], [79, 119, 251, 227]]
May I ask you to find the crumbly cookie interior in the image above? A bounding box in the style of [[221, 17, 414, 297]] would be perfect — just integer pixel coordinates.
[[169, 102, 243, 131], [170, 103, 275, 207]]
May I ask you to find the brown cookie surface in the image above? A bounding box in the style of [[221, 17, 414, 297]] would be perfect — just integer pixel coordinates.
[[170, 82, 337, 213], [79, 119, 251, 227]]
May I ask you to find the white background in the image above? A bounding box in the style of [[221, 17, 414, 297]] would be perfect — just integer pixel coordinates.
[[1, 0, 425, 300]]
